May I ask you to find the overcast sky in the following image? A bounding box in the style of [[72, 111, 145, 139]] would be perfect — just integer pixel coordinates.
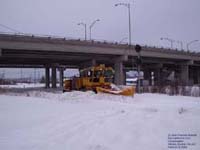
[[0, 0, 200, 51]]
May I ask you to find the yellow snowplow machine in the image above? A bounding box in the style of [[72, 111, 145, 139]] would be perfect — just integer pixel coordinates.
[[63, 64, 135, 96], [63, 64, 114, 91]]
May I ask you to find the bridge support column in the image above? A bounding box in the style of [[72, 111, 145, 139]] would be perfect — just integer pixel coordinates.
[[92, 59, 96, 66], [59, 68, 64, 88], [197, 68, 200, 84], [52, 67, 57, 88], [144, 68, 151, 85], [123, 70, 126, 85], [114, 61, 124, 85], [45, 67, 50, 88], [180, 65, 189, 85], [155, 68, 162, 86]]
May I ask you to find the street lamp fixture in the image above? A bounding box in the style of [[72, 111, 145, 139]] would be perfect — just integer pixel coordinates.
[[89, 19, 100, 41], [77, 22, 87, 40], [160, 37, 175, 49], [115, 2, 132, 46], [187, 40, 199, 51]]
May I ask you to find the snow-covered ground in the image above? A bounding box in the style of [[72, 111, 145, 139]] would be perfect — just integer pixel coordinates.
[[0, 91, 200, 150]]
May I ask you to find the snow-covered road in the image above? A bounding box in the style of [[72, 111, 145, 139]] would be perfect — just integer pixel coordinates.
[[0, 92, 200, 150]]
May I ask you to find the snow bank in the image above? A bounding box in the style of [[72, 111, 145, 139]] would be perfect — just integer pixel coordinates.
[[0, 83, 45, 88], [161, 85, 200, 97], [191, 86, 200, 97], [5, 90, 135, 104]]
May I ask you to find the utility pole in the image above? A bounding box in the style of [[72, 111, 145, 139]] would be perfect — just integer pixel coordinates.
[[77, 22, 87, 40]]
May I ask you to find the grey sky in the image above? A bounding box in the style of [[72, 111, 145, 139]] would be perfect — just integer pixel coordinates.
[[0, 0, 200, 51]]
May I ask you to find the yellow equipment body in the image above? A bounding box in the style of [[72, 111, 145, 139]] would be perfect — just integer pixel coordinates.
[[63, 64, 135, 96], [63, 64, 114, 91]]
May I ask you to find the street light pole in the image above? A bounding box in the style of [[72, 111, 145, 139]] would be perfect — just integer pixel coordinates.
[[115, 3, 132, 46], [128, 3, 131, 47], [89, 19, 100, 41], [77, 22, 87, 40], [160, 37, 175, 49], [138, 53, 141, 93], [177, 41, 183, 50], [186, 40, 199, 51], [135, 45, 142, 94]]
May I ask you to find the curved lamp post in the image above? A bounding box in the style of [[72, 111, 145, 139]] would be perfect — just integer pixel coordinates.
[[89, 19, 100, 41], [160, 37, 175, 49], [119, 37, 128, 44], [77, 22, 87, 40], [187, 40, 199, 51], [115, 3, 132, 46]]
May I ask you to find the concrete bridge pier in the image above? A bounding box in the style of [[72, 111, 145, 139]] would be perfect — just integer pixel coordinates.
[[114, 61, 124, 85], [59, 68, 64, 88], [180, 65, 189, 85], [123, 69, 126, 85], [189, 66, 200, 85], [198, 69, 200, 84], [52, 67, 57, 88], [143, 68, 151, 86], [154, 68, 162, 86], [45, 67, 50, 88], [114, 55, 128, 85]]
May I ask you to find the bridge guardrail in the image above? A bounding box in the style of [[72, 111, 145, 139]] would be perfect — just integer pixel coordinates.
[[0, 31, 199, 56]]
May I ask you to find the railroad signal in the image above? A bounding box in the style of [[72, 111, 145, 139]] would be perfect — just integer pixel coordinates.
[[135, 44, 142, 53]]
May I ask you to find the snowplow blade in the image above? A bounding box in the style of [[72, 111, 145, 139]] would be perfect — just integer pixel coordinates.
[[96, 86, 135, 96]]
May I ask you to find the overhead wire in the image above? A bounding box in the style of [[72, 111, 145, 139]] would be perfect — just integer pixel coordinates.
[[0, 23, 21, 33]]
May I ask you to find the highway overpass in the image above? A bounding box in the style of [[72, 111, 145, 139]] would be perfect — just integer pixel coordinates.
[[0, 33, 200, 88]]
